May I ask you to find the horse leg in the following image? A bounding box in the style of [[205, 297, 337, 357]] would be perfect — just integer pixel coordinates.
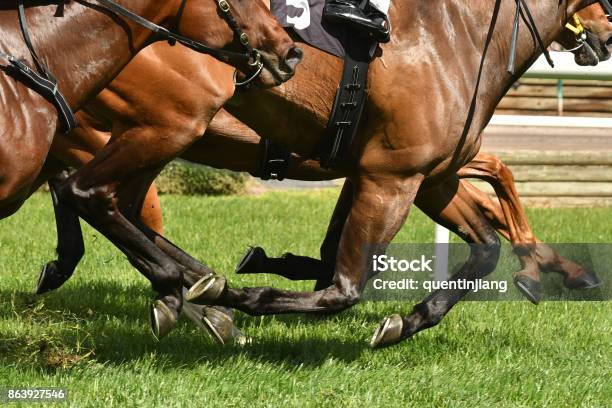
[[36, 171, 86, 294], [35, 121, 165, 294], [54, 123, 209, 339], [236, 180, 352, 289], [44, 118, 241, 341], [123, 177, 245, 344], [186, 175, 422, 318], [458, 153, 601, 302], [461, 180, 601, 290], [183, 113, 340, 286], [371, 176, 501, 348]]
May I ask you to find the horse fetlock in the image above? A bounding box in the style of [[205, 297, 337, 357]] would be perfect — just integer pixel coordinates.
[[318, 286, 361, 314], [477, 236, 502, 276], [414, 301, 445, 329], [151, 262, 185, 294]]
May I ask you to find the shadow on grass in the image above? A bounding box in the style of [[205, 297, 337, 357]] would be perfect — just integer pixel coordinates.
[[0, 282, 375, 370], [2, 281, 538, 372]]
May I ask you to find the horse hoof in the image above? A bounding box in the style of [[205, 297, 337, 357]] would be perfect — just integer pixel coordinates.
[[150, 299, 178, 340], [370, 314, 404, 349], [201, 306, 237, 345], [185, 275, 227, 304], [235, 246, 267, 274], [183, 300, 250, 345], [35, 261, 69, 295], [564, 270, 603, 290], [513, 275, 541, 305]]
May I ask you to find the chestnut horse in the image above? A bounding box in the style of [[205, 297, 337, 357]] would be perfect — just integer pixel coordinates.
[[37, 1, 608, 345], [0, 0, 299, 338]]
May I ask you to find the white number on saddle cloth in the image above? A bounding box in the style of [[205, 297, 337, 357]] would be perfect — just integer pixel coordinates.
[[286, 0, 311, 30]]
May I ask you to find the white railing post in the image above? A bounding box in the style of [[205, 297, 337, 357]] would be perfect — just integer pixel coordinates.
[[434, 224, 450, 281]]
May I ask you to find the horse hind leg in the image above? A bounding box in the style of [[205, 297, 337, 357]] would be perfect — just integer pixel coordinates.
[[458, 153, 601, 301], [372, 176, 502, 348]]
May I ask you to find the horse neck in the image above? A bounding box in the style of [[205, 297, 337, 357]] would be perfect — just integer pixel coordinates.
[[227, 43, 342, 155], [387, 1, 571, 129], [0, 1, 178, 109]]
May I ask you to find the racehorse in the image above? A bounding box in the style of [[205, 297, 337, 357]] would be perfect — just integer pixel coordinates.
[[32, 1, 608, 346], [0, 0, 300, 338]]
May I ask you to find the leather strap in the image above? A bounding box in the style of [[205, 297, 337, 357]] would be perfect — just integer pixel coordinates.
[[260, 138, 291, 181], [507, 0, 554, 75], [94, 0, 254, 64], [317, 36, 376, 169], [14, 0, 76, 133]]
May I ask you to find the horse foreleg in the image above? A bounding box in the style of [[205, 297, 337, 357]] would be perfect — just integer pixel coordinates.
[[36, 171, 85, 294], [35, 121, 167, 294], [458, 152, 601, 301], [187, 175, 421, 318], [371, 176, 501, 348], [54, 123, 206, 339]]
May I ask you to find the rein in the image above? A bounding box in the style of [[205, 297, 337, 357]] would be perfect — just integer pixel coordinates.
[[1, 0, 265, 133], [0, 0, 77, 132], [506, 0, 612, 75], [507, 0, 555, 75], [94, 0, 262, 68], [95, 0, 264, 87]]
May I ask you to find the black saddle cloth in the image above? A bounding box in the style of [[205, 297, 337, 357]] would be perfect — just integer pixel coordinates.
[[271, 0, 348, 58]]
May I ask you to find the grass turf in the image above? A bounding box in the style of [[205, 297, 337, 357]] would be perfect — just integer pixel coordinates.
[[0, 191, 610, 407]]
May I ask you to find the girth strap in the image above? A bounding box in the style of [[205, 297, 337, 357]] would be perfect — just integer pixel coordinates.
[[317, 37, 376, 170], [260, 138, 291, 181], [9, 0, 77, 133]]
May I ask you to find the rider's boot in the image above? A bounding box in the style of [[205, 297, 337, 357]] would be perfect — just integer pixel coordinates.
[[323, 0, 390, 43]]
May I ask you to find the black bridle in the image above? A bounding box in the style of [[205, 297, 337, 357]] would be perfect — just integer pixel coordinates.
[[506, 0, 612, 75], [1, 0, 264, 133], [95, 0, 263, 70]]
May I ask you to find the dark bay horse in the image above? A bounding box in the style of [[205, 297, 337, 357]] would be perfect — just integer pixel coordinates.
[[0, 0, 300, 338], [37, 4, 608, 346]]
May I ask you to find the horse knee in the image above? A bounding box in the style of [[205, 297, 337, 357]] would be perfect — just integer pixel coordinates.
[[56, 177, 114, 217]]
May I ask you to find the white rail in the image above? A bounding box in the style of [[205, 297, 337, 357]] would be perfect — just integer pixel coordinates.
[[525, 52, 612, 80]]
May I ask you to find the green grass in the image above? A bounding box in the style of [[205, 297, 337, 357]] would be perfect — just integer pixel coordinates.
[[0, 191, 610, 407]]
